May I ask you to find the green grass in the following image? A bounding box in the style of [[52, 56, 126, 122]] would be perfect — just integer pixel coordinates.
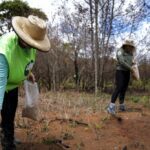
[[128, 95, 150, 108], [42, 137, 55, 145]]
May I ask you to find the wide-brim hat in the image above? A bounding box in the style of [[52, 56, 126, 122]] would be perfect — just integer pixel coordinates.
[[12, 15, 50, 52], [122, 40, 135, 49]]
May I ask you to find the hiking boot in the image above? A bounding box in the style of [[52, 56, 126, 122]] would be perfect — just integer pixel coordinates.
[[119, 104, 126, 112], [107, 103, 116, 115]]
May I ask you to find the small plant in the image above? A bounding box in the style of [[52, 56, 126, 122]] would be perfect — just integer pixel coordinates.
[[26, 130, 35, 142], [76, 141, 85, 150], [42, 137, 54, 145], [69, 120, 78, 128], [61, 131, 74, 140], [130, 96, 140, 103], [41, 122, 49, 132], [141, 96, 150, 108], [94, 123, 103, 130], [101, 116, 109, 122]]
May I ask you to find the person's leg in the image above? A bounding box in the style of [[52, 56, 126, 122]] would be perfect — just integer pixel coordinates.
[[108, 70, 124, 114], [119, 71, 130, 111], [111, 70, 124, 103], [1, 88, 18, 150]]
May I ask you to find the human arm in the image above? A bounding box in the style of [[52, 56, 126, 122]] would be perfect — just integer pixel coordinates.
[[116, 49, 132, 70], [0, 54, 8, 110]]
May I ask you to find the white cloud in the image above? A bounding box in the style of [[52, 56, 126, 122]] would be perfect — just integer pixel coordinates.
[[24, 0, 57, 20], [0, 0, 149, 53], [115, 0, 137, 12], [113, 20, 150, 60], [24, 0, 82, 23]]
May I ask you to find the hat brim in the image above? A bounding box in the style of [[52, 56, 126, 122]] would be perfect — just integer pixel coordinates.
[[123, 44, 135, 47], [12, 16, 50, 52]]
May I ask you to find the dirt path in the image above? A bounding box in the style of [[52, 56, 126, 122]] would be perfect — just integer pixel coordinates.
[[15, 105, 150, 150], [13, 92, 150, 150]]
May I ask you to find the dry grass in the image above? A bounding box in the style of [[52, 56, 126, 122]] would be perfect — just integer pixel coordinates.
[[13, 90, 150, 150], [39, 91, 110, 118]]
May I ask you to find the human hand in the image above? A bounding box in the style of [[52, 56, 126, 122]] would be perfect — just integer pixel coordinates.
[[132, 58, 136, 65], [131, 65, 140, 80], [0, 104, 2, 110], [131, 66, 134, 73], [27, 72, 35, 83]]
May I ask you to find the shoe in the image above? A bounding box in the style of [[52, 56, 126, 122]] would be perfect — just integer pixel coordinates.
[[0, 126, 21, 145], [1, 137, 16, 150], [2, 144, 16, 150], [0, 130, 16, 150], [107, 103, 116, 115], [119, 104, 126, 111], [14, 137, 22, 145]]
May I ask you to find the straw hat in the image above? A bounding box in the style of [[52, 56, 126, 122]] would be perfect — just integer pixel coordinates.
[[12, 15, 50, 52], [122, 40, 135, 48]]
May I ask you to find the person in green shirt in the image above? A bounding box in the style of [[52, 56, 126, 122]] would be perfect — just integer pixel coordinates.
[[0, 15, 50, 150], [107, 40, 136, 115]]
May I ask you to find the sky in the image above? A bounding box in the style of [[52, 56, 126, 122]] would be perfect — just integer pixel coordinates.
[[113, 0, 150, 55], [24, 0, 77, 21], [24, 0, 150, 57], [0, 0, 150, 58], [24, 0, 59, 19]]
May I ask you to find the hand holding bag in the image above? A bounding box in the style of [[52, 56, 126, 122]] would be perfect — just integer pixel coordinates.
[[22, 80, 41, 121], [131, 64, 140, 80]]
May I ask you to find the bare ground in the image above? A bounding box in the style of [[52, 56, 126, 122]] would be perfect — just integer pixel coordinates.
[[9, 91, 150, 150]]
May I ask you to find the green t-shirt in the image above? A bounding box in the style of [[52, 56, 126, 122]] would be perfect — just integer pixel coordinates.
[[0, 32, 36, 91]]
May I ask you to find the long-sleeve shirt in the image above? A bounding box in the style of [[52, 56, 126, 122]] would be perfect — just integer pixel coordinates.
[[0, 32, 36, 91], [0, 32, 36, 110], [0, 54, 8, 109], [116, 48, 133, 71]]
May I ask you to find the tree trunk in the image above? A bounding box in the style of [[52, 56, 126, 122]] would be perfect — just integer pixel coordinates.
[[52, 64, 56, 91], [74, 49, 79, 89], [89, 0, 94, 69], [94, 0, 99, 95]]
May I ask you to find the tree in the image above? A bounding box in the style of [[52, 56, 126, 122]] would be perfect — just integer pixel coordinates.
[[59, 2, 90, 90], [0, 0, 47, 35], [31, 0, 150, 93], [94, 0, 99, 95]]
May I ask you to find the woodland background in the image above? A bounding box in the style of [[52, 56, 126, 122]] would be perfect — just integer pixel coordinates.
[[0, 0, 150, 94]]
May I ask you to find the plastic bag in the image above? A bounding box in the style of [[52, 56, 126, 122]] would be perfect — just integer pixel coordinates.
[[132, 64, 140, 80], [23, 80, 39, 107], [22, 106, 40, 121], [22, 80, 40, 121]]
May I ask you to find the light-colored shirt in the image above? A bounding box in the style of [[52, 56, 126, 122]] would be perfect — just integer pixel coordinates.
[[0, 54, 8, 109]]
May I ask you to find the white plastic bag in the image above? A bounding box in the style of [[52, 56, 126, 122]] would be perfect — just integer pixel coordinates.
[[24, 80, 39, 107], [132, 64, 140, 80], [22, 80, 40, 121]]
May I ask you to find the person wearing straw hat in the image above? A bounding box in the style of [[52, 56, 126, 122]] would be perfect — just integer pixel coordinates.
[[0, 15, 50, 150], [107, 40, 136, 115]]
